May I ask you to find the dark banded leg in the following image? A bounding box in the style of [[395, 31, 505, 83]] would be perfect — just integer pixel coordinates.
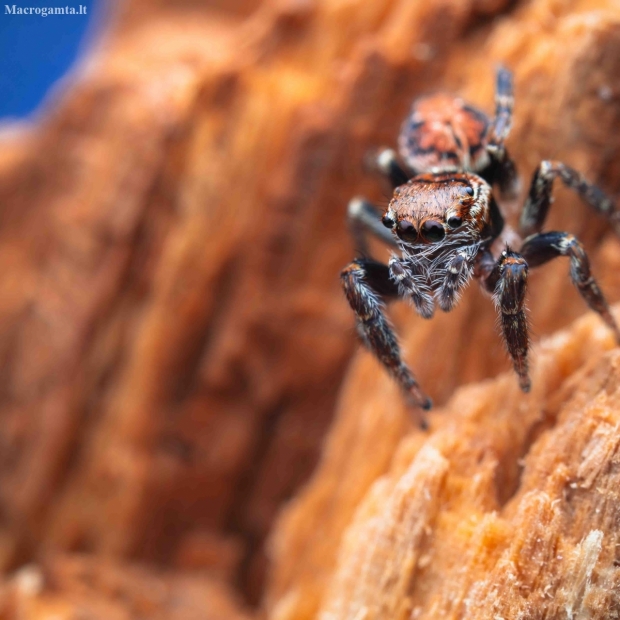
[[367, 147, 410, 189], [488, 250, 531, 392], [341, 258, 432, 420], [487, 66, 514, 159], [481, 148, 520, 200], [521, 231, 620, 342], [348, 197, 398, 256], [485, 67, 519, 199], [519, 161, 619, 238]]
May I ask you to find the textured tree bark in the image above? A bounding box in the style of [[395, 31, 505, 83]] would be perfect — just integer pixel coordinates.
[[0, 0, 620, 617]]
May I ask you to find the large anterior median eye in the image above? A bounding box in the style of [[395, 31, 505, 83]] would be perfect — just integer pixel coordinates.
[[396, 220, 417, 242], [421, 220, 445, 242]]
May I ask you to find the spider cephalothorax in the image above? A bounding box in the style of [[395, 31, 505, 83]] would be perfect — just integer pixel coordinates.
[[343, 67, 620, 426], [382, 173, 495, 318], [384, 173, 493, 245]]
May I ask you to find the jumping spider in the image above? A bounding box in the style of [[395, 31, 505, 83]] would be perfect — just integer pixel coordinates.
[[342, 67, 620, 423]]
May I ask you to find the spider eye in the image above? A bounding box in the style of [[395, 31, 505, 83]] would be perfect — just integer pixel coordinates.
[[447, 215, 463, 229], [396, 220, 417, 242], [421, 220, 445, 242], [382, 214, 395, 228], [464, 186, 474, 196]]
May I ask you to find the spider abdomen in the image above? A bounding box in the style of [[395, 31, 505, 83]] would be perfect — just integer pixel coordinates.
[[398, 95, 490, 174]]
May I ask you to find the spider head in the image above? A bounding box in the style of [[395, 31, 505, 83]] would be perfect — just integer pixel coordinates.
[[381, 173, 492, 247]]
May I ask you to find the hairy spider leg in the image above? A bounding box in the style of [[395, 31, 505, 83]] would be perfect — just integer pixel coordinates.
[[370, 148, 411, 188], [519, 160, 620, 238], [484, 151, 519, 200], [488, 250, 531, 392], [488, 66, 514, 154], [347, 197, 398, 256], [484, 66, 519, 199], [521, 231, 620, 342], [341, 258, 433, 420]]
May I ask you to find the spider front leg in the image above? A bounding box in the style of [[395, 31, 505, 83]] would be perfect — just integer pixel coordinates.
[[341, 258, 432, 417], [487, 250, 531, 392], [519, 161, 620, 238], [521, 231, 620, 342]]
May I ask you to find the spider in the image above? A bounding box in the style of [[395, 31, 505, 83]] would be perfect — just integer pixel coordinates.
[[341, 66, 620, 425]]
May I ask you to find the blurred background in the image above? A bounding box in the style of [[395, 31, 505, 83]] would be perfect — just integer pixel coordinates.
[[0, 0, 620, 618]]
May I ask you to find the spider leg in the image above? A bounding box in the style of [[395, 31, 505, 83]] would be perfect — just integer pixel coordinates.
[[521, 231, 620, 342], [368, 147, 411, 189], [348, 197, 398, 256], [341, 258, 432, 418], [487, 250, 531, 392], [484, 66, 520, 199], [483, 149, 520, 200], [488, 66, 514, 155], [388, 255, 435, 319], [519, 161, 619, 238]]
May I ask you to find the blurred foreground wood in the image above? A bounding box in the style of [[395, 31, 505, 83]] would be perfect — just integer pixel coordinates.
[[0, 0, 620, 617]]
